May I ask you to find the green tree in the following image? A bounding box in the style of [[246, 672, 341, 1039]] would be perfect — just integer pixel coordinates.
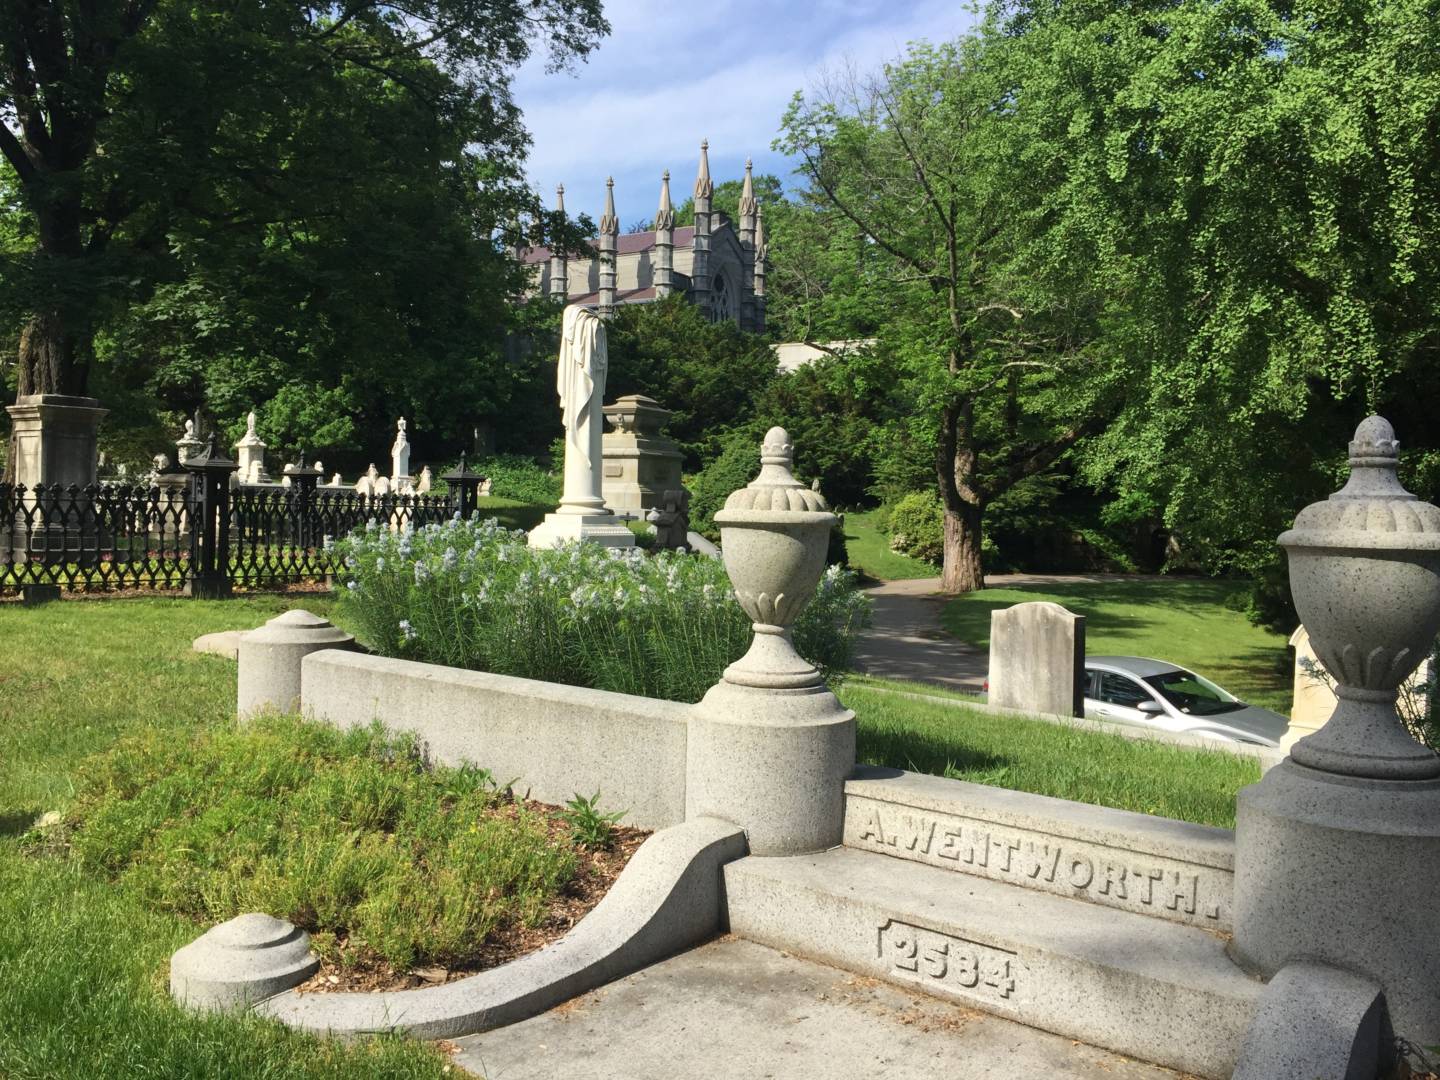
[[996, 0, 1440, 574], [778, 41, 1119, 592], [0, 1, 607, 441]]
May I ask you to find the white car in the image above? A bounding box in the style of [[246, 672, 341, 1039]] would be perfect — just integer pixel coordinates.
[[1083, 655, 1288, 747]]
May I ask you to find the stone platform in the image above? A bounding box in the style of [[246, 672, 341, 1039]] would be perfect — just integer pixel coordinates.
[[452, 937, 1183, 1080]]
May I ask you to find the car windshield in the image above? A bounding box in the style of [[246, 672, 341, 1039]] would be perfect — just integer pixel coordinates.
[[1143, 670, 1244, 716]]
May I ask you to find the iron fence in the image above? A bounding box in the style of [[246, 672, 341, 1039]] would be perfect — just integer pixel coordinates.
[[1, 469, 475, 598]]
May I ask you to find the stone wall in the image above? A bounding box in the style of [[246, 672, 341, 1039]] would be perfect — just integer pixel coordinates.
[[300, 650, 689, 829]]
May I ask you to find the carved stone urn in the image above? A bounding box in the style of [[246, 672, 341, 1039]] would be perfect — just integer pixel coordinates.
[[1278, 415, 1440, 780], [713, 426, 837, 692], [685, 427, 856, 856]]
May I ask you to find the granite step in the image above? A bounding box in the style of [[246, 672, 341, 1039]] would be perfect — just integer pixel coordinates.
[[724, 846, 1263, 1079]]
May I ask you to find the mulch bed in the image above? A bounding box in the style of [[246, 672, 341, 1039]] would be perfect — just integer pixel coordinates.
[[295, 812, 650, 995]]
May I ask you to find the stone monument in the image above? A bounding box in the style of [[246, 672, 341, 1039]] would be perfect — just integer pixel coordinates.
[[988, 601, 1086, 717], [391, 417, 411, 489], [4, 393, 107, 489], [234, 411, 269, 485], [1232, 416, 1440, 1054], [528, 305, 635, 549], [601, 394, 684, 516], [175, 417, 203, 466], [648, 488, 691, 551], [685, 427, 855, 855]]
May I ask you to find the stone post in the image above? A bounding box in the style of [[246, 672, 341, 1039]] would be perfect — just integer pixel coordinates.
[[601, 394, 684, 516], [1231, 416, 1440, 1049], [237, 609, 354, 716], [686, 427, 855, 855], [283, 458, 322, 553], [183, 435, 238, 599], [443, 454, 486, 520]]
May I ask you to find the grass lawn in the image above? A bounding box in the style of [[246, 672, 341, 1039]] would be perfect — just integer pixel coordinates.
[[0, 594, 578, 1079], [842, 509, 938, 582], [473, 495, 548, 532], [941, 577, 1291, 713], [839, 679, 1260, 828]]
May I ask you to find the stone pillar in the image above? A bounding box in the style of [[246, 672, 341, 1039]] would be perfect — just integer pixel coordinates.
[[237, 609, 355, 716], [691, 140, 713, 318], [1232, 416, 1440, 1049], [653, 172, 676, 299], [5, 393, 107, 489], [598, 177, 618, 318], [390, 417, 411, 490], [601, 394, 684, 516], [686, 427, 855, 855], [987, 601, 1085, 717]]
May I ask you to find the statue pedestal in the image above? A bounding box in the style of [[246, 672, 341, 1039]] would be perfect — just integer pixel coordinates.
[[6, 394, 106, 488], [527, 511, 635, 550]]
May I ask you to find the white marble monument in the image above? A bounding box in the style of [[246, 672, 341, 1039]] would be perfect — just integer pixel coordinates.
[[390, 418, 411, 490], [528, 305, 635, 549]]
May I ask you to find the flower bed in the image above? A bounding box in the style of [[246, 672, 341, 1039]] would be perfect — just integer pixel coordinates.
[[336, 516, 870, 703]]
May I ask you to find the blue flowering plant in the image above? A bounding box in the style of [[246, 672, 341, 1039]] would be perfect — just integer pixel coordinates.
[[336, 516, 870, 703]]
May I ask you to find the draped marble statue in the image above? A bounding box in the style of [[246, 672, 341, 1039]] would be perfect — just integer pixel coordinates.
[[528, 304, 635, 549]]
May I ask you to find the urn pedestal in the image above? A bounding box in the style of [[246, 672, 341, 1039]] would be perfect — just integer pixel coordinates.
[[685, 428, 855, 856], [1231, 417, 1440, 1049]]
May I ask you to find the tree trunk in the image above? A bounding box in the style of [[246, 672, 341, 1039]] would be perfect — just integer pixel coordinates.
[[940, 501, 985, 593], [17, 310, 87, 398]]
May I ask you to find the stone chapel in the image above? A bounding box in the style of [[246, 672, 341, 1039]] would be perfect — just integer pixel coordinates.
[[520, 141, 768, 333]]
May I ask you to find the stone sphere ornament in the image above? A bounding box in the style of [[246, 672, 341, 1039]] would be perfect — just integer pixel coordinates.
[[1278, 415, 1440, 780]]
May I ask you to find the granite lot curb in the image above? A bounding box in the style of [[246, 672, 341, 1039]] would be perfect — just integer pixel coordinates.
[[255, 816, 746, 1040]]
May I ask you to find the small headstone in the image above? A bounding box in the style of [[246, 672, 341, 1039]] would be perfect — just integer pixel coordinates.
[[987, 601, 1086, 717]]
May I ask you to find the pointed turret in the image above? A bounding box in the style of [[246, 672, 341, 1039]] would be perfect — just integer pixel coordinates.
[[598, 177, 618, 317], [752, 203, 768, 330], [692, 140, 713, 317], [549, 183, 569, 302], [738, 158, 758, 330], [654, 170, 676, 299]]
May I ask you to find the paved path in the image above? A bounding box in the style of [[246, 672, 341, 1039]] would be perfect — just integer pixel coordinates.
[[452, 938, 1183, 1080], [849, 573, 1139, 693]]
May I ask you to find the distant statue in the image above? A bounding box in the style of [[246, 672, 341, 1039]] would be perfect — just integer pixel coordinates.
[[329, 472, 343, 488], [648, 488, 691, 551], [526, 305, 634, 548], [416, 465, 433, 494], [391, 417, 410, 484], [556, 305, 608, 512]]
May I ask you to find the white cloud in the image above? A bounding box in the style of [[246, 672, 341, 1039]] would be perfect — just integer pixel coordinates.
[[514, 0, 979, 223]]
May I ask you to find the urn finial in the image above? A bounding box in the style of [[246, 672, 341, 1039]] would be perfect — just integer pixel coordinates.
[[1279, 415, 1440, 780]]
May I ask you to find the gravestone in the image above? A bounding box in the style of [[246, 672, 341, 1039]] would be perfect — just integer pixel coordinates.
[[601, 394, 684, 516], [1286, 624, 1434, 752], [987, 601, 1086, 717]]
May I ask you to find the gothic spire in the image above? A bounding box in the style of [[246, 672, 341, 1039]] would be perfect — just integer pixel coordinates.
[[555, 183, 565, 214], [739, 158, 757, 220], [599, 176, 618, 237], [755, 203, 767, 262], [655, 170, 675, 231], [695, 139, 713, 201]]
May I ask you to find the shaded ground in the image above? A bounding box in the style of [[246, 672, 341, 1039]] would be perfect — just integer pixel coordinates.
[[453, 937, 1193, 1080]]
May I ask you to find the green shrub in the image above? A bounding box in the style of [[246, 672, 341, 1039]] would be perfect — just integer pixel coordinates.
[[58, 716, 578, 972], [885, 491, 945, 564], [335, 516, 871, 703], [470, 454, 561, 505], [688, 432, 762, 539]]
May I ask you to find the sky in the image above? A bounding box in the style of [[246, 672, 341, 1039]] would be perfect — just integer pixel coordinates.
[[511, 0, 980, 229]]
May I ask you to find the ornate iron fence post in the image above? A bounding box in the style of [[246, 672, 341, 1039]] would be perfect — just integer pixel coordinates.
[[442, 454, 485, 521], [184, 436, 238, 599], [283, 458, 323, 556]]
